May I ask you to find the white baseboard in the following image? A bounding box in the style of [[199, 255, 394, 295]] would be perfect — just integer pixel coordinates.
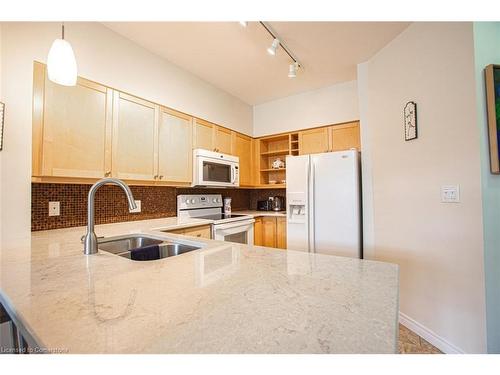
[[399, 311, 465, 354]]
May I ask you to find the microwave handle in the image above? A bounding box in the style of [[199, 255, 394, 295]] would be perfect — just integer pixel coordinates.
[[231, 166, 235, 183]]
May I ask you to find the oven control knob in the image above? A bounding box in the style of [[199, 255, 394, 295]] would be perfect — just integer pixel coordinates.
[[217, 198, 221, 203], [185, 200, 190, 205], [190, 199, 196, 204], [212, 198, 217, 203]]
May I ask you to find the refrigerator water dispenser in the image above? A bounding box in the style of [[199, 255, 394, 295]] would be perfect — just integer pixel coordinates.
[[287, 192, 307, 224]]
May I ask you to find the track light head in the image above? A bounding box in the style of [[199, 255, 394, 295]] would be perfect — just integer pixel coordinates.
[[267, 38, 280, 56], [288, 62, 298, 78], [239, 21, 247, 27]]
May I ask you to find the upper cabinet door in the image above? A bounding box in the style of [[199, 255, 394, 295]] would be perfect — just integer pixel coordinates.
[[215, 126, 233, 154], [330, 122, 361, 152], [158, 108, 193, 183], [33, 62, 112, 178], [233, 132, 252, 185], [298, 127, 329, 155], [193, 118, 215, 151], [112, 92, 158, 181]]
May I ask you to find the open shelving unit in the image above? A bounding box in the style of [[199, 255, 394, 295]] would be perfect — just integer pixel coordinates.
[[257, 132, 299, 188]]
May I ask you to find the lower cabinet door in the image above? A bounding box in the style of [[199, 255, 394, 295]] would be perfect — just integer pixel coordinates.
[[261, 217, 277, 248], [254, 217, 263, 246], [276, 217, 287, 249]]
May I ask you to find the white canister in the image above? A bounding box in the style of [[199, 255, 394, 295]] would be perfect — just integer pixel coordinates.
[[224, 197, 232, 214]]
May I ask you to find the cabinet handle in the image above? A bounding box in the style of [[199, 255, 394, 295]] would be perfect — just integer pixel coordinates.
[[154, 175, 158, 180], [159, 175, 164, 180], [105, 171, 111, 177]]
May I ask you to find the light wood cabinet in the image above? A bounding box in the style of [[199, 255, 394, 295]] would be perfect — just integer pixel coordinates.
[[215, 126, 233, 154], [233, 132, 253, 186], [32, 62, 359, 189], [112, 92, 158, 181], [32, 62, 112, 179], [261, 217, 277, 247], [193, 118, 235, 154], [330, 121, 360, 151], [164, 225, 212, 239], [299, 127, 329, 155], [193, 118, 215, 151], [276, 217, 287, 249], [253, 216, 287, 249], [254, 217, 263, 246], [158, 107, 193, 183]]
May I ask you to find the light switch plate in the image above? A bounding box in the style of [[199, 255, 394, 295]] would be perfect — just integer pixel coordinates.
[[48, 201, 60, 216], [130, 200, 141, 213], [441, 185, 460, 203]]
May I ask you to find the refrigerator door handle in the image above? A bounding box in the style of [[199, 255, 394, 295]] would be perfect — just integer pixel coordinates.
[[308, 157, 315, 253]]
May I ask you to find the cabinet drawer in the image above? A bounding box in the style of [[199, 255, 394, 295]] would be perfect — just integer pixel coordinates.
[[183, 225, 212, 239], [166, 225, 212, 239]]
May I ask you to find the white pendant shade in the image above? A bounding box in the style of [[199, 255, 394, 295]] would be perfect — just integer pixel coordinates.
[[47, 38, 78, 86]]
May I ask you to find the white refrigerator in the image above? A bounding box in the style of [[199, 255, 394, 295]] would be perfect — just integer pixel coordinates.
[[286, 150, 362, 258]]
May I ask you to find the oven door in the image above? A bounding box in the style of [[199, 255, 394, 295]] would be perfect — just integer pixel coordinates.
[[195, 157, 238, 187], [213, 220, 255, 245]]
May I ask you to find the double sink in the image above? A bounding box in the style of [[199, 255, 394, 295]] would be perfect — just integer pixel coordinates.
[[97, 234, 202, 261]]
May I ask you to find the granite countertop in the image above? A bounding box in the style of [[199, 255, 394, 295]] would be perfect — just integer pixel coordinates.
[[0, 217, 399, 354], [234, 210, 287, 217]]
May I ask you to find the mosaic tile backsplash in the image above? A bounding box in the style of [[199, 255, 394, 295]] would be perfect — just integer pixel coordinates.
[[32, 183, 285, 231]]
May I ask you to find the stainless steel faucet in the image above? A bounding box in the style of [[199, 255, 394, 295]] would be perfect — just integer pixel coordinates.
[[83, 178, 137, 255]]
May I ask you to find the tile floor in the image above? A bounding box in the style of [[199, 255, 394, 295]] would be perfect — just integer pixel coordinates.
[[399, 324, 442, 354]]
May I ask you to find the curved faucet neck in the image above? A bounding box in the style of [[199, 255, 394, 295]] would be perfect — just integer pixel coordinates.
[[83, 178, 137, 255]]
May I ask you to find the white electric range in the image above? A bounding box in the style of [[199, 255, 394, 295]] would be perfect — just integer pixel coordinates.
[[177, 194, 255, 245]]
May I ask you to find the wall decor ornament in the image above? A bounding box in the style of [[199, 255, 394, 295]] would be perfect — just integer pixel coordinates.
[[485, 64, 500, 174], [0, 102, 5, 151], [404, 101, 417, 141]]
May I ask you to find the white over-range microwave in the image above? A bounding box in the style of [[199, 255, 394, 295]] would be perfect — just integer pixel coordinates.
[[192, 149, 240, 187]]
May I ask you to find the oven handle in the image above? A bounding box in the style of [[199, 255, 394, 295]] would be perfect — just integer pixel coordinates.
[[214, 219, 255, 231]]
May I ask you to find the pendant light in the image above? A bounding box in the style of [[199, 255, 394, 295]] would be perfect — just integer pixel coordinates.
[[47, 23, 78, 86]]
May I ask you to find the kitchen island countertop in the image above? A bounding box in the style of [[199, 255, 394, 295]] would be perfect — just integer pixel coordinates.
[[0, 217, 399, 354]]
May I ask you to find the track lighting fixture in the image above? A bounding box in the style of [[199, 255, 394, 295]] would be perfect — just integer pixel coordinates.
[[259, 22, 302, 78], [267, 38, 280, 56], [47, 22, 78, 86]]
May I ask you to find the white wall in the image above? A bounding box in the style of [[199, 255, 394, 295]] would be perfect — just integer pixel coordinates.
[[358, 22, 487, 353], [0, 23, 3, 249], [473, 21, 500, 353], [0, 22, 253, 244], [253, 80, 358, 137]]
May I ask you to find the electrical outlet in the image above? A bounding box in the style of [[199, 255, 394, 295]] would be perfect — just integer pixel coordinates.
[[130, 200, 141, 213], [48, 201, 60, 216], [441, 185, 460, 203]]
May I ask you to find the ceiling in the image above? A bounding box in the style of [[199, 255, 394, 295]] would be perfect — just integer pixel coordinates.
[[103, 22, 410, 105]]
